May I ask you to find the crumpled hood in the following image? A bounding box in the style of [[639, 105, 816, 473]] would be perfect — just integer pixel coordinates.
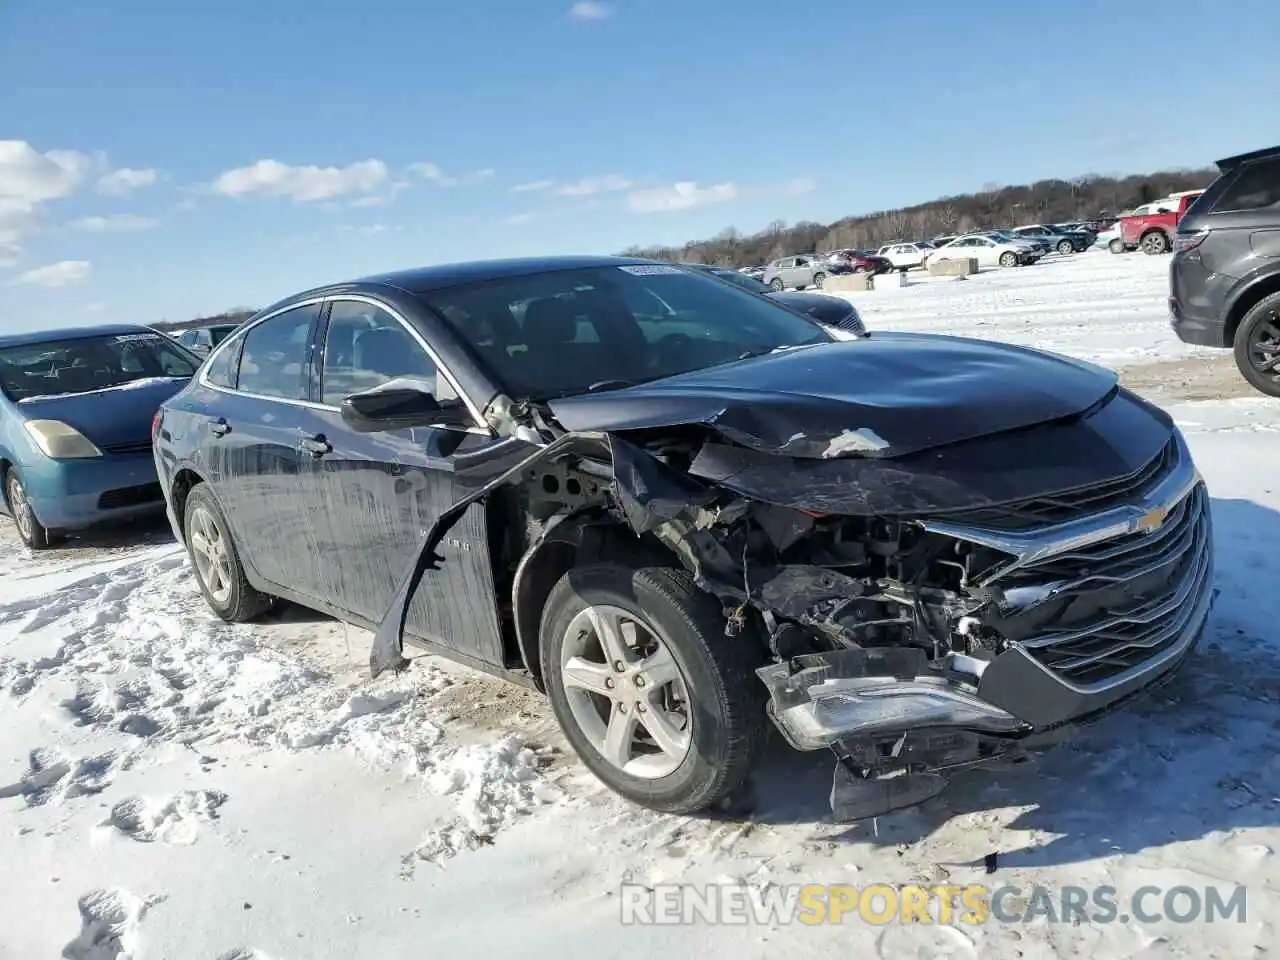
[[547, 332, 1118, 459]]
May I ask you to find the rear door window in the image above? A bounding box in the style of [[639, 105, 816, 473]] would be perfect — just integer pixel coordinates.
[[1212, 158, 1280, 213], [235, 304, 319, 400]]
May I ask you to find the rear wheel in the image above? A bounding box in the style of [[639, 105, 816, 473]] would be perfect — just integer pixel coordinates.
[[540, 563, 767, 814], [183, 483, 271, 621], [1141, 231, 1170, 255], [4, 470, 57, 550], [1057, 239, 1075, 255], [999, 251, 1018, 268], [1233, 292, 1280, 399], [1109, 238, 1125, 254]]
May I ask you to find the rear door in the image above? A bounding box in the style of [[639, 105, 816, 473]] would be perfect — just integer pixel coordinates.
[[300, 296, 506, 665], [206, 302, 325, 596]]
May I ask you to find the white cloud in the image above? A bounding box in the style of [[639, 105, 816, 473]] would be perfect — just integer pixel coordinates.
[[409, 163, 495, 188], [554, 174, 634, 197], [97, 167, 160, 196], [10, 259, 91, 288], [570, 1, 613, 19], [505, 213, 535, 226], [212, 159, 388, 202], [777, 176, 817, 197], [511, 179, 555, 194], [72, 214, 159, 233], [628, 181, 738, 213], [0, 140, 92, 263]]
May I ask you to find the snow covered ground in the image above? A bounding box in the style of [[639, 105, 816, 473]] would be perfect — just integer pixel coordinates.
[[3, 252, 1279, 959]]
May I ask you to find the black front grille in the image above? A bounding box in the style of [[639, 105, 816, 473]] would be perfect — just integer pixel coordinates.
[[100, 440, 153, 456], [98, 483, 163, 510], [1009, 485, 1211, 687], [939, 437, 1176, 532]]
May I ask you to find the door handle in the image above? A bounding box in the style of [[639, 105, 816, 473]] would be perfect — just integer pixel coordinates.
[[302, 434, 332, 457], [210, 417, 231, 437]]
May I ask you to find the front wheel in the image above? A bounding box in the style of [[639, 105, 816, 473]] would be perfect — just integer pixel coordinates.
[[4, 470, 57, 550], [999, 251, 1018, 267], [540, 564, 767, 814], [1233, 291, 1280, 399], [1109, 238, 1125, 254], [1057, 240, 1075, 255], [769, 278, 784, 291], [183, 483, 271, 621], [1142, 231, 1170, 255]]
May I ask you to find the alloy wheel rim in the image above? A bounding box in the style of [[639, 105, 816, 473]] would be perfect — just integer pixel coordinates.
[[8, 477, 32, 542], [560, 603, 692, 779], [1249, 310, 1280, 384], [188, 506, 233, 604]]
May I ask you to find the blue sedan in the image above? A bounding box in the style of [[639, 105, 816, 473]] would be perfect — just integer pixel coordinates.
[[0, 323, 201, 548]]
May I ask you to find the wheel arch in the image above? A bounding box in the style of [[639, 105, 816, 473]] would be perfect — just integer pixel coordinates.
[[511, 512, 673, 691], [1225, 271, 1280, 345], [167, 465, 209, 541]]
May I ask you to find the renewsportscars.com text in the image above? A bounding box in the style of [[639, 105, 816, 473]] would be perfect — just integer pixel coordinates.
[[619, 883, 1248, 926]]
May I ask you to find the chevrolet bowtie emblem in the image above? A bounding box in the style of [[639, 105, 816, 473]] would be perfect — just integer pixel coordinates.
[[1136, 506, 1168, 534]]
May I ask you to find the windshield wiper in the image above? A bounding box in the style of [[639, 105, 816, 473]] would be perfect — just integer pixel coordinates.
[[585, 378, 640, 393]]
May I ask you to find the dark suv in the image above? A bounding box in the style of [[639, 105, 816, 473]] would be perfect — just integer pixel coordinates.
[[1169, 145, 1280, 397]]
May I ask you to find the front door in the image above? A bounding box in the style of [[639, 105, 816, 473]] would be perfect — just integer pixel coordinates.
[[301, 297, 506, 665]]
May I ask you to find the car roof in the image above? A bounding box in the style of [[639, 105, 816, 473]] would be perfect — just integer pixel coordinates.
[[0, 322, 155, 349], [355, 255, 652, 295], [1216, 145, 1280, 172]]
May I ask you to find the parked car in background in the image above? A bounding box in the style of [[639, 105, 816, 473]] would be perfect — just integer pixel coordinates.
[[1011, 224, 1091, 254], [876, 242, 935, 271], [926, 234, 1041, 268], [153, 254, 1214, 822], [823, 249, 894, 276], [740, 265, 766, 281], [1120, 190, 1205, 255], [0, 324, 201, 548], [684, 263, 866, 334], [982, 231, 1051, 258], [1169, 145, 1280, 397], [176, 323, 240, 357], [763, 255, 832, 290]]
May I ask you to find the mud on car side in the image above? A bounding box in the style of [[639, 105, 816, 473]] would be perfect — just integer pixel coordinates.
[[154, 256, 1214, 820]]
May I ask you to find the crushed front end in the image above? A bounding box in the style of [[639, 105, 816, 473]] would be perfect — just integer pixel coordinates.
[[748, 429, 1213, 819]]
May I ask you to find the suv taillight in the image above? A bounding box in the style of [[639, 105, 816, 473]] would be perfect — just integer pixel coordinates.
[[151, 411, 162, 441], [1174, 231, 1209, 253]]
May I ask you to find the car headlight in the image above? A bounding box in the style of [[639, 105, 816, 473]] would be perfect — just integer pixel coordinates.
[[23, 419, 104, 459]]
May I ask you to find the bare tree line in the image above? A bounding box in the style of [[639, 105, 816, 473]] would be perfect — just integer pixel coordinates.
[[620, 167, 1217, 268]]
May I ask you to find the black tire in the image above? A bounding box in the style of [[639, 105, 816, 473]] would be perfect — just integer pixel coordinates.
[[1141, 231, 1170, 255], [999, 251, 1018, 268], [769, 278, 784, 292], [1232, 292, 1280, 399], [4, 469, 58, 550], [812, 272, 826, 289], [182, 483, 271, 621], [1057, 239, 1075, 255], [1109, 238, 1125, 254], [540, 563, 767, 814]]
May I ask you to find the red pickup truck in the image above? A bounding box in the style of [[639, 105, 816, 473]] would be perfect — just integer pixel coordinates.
[[1119, 190, 1205, 255]]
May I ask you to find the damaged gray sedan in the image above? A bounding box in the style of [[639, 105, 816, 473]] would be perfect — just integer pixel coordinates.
[[153, 256, 1214, 820]]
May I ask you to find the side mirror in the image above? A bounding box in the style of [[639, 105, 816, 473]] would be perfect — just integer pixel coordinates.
[[340, 379, 471, 433]]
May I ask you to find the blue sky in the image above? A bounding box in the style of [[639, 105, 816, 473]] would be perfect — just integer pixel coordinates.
[[1, 0, 1276, 331]]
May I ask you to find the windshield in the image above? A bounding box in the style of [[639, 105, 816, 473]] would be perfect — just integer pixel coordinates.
[[0, 331, 198, 402], [210, 325, 238, 345], [421, 264, 831, 399]]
